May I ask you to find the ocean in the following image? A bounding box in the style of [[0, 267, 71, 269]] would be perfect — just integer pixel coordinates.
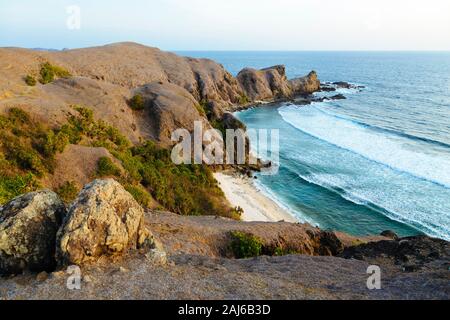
[[178, 51, 450, 240]]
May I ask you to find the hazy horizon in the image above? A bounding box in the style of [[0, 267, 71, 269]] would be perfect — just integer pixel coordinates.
[[1, 0, 450, 51]]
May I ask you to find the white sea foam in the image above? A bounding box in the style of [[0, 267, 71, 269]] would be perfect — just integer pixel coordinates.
[[278, 104, 450, 188], [297, 170, 450, 240]]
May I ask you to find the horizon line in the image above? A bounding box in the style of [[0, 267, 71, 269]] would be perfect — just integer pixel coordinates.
[[4, 46, 450, 53]]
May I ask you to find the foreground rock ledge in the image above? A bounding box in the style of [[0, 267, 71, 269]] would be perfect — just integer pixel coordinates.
[[0, 190, 66, 274], [57, 179, 155, 265]]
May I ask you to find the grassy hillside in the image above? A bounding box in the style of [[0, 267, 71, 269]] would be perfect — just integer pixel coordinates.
[[0, 106, 239, 219]]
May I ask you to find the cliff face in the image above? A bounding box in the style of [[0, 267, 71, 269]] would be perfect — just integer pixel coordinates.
[[236, 65, 292, 101], [289, 71, 320, 95], [236, 65, 321, 102]]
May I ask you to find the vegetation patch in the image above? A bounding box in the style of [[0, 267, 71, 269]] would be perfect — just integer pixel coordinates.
[[128, 94, 145, 110], [124, 184, 153, 208], [195, 99, 208, 117], [229, 231, 264, 258], [25, 75, 37, 86], [0, 172, 38, 205], [273, 246, 299, 256], [96, 157, 121, 177], [55, 181, 79, 204], [39, 62, 71, 84], [239, 94, 250, 105]]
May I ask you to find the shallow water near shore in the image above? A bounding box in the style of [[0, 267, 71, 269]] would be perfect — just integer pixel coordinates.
[[180, 51, 450, 240]]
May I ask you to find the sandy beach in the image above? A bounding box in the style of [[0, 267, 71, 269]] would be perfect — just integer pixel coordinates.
[[214, 172, 298, 223]]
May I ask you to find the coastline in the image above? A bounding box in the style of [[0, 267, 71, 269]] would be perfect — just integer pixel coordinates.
[[214, 171, 298, 223]]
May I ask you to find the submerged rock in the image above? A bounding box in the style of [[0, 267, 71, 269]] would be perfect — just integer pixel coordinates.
[[332, 81, 352, 89], [328, 93, 346, 100], [380, 230, 399, 240], [0, 190, 66, 274], [57, 179, 155, 265]]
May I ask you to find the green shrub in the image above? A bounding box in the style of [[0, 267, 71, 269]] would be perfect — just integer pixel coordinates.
[[39, 62, 71, 84], [25, 75, 36, 86], [97, 157, 121, 177], [0, 173, 39, 205], [273, 246, 299, 256], [42, 130, 70, 156], [195, 100, 208, 117], [230, 206, 244, 219], [128, 94, 145, 110], [55, 181, 79, 204], [124, 184, 153, 208], [0, 108, 67, 183], [239, 94, 250, 105], [9, 107, 31, 125], [229, 231, 263, 258]]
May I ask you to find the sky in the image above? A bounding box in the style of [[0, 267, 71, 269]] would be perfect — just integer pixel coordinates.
[[1, 0, 450, 50]]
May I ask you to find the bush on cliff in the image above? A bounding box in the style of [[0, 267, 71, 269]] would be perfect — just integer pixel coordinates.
[[25, 75, 36, 86], [128, 94, 145, 110], [96, 157, 121, 177], [0, 172, 38, 205], [229, 231, 263, 258], [55, 181, 79, 204], [0, 108, 59, 177], [39, 62, 71, 84]]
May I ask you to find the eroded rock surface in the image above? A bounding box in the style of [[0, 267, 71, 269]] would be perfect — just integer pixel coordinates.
[[57, 179, 154, 265], [339, 235, 450, 272], [0, 190, 66, 274], [136, 82, 209, 146], [289, 71, 321, 95], [237, 65, 292, 101]]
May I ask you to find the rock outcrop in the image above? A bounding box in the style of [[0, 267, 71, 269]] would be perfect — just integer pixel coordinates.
[[237, 65, 292, 101], [289, 71, 320, 95], [339, 235, 449, 272], [136, 82, 209, 146], [236, 66, 321, 102], [0, 191, 66, 274], [57, 179, 154, 265]]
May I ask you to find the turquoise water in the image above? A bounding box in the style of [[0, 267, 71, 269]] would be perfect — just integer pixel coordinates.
[[179, 51, 450, 240]]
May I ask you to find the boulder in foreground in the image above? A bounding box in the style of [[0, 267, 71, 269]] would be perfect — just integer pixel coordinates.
[[57, 179, 154, 265], [0, 190, 66, 274]]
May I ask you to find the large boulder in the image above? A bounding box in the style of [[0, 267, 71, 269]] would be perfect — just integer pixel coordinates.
[[137, 81, 210, 146], [237, 65, 292, 101], [0, 190, 66, 274], [289, 71, 320, 95], [57, 179, 154, 265]]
